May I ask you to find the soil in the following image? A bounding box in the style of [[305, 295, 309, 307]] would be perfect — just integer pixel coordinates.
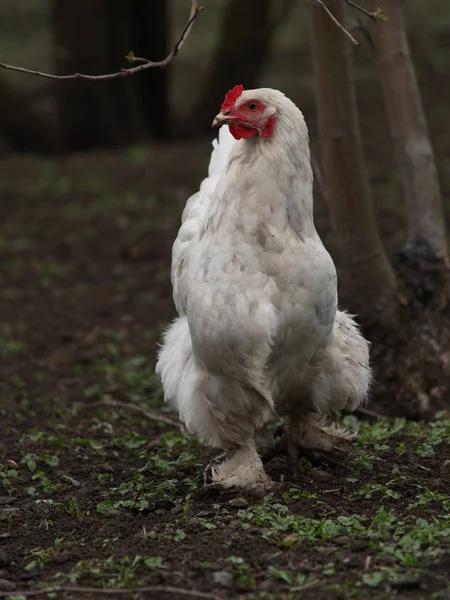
[[0, 148, 449, 600], [1, 422, 449, 600]]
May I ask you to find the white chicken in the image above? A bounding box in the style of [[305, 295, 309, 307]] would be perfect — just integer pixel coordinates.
[[156, 86, 371, 489]]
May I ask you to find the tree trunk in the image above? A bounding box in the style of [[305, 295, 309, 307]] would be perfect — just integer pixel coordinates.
[[131, 0, 170, 140], [187, 0, 275, 135], [370, 0, 448, 261], [308, 0, 398, 325], [52, 0, 146, 150]]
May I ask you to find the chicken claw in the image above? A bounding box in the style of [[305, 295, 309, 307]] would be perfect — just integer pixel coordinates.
[[263, 419, 355, 473], [203, 452, 227, 485]]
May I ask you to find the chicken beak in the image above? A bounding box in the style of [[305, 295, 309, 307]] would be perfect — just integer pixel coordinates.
[[212, 112, 229, 128]]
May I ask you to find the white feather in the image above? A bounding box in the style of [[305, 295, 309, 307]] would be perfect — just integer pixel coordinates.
[[156, 88, 371, 488], [171, 126, 237, 315]]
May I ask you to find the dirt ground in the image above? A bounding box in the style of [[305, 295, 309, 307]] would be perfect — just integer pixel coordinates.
[[0, 145, 449, 600]]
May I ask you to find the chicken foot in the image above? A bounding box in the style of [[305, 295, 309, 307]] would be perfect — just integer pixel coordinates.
[[203, 452, 227, 485], [203, 443, 279, 490], [262, 437, 349, 470], [284, 424, 301, 479], [262, 420, 354, 471]]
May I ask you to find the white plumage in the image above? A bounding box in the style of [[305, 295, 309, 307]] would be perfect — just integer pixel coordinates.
[[156, 88, 371, 489]]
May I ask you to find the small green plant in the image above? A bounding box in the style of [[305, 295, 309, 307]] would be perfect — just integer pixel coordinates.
[[0, 464, 18, 491], [362, 571, 384, 587], [407, 489, 450, 511], [268, 565, 293, 585], [353, 454, 373, 470], [25, 538, 65, 570], [67, 497, 80, 518], [358, 483, 401, 500]]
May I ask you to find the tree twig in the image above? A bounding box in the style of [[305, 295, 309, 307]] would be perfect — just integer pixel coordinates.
[[83, 399, 186, 434], [291, 578, 322, 593], [353, 406, 385, 421], [344, 0, 378, 22], [315, 0, 384, 44], [0, 1, 203, 82], [5, 585, 221, 599], [315, 0, 359, 45], [342, 406, 385, 421]]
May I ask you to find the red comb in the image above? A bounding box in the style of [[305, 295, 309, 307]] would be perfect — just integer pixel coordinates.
[[221, 84, 244, 112]]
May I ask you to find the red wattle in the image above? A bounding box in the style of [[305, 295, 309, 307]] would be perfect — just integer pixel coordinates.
[[228, 116, 275, 140], [229, 124, 258, 140]]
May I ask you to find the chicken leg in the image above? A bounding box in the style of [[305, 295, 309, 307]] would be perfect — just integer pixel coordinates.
[[263, 414, 355, 473], [203, 441, 278, 490]]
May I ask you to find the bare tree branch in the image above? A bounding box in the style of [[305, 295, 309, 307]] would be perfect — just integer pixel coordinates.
[[314, 0, 386, 45], [352, 406, 384, 421], [315, 0, 359, 45], [343, 0, 378, 22], [82, 399, 186, 434], [7, 585, 221, 599], [0, 1, 203, 82]]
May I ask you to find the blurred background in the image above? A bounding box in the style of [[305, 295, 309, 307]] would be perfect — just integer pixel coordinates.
[[0, 0, 449, 417]]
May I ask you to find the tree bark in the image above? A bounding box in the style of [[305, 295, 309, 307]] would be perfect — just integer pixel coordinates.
[[52, 0, 146, 150], [131, 0, 170, 140], [370, 0, 448, 261], [309, 0, 398, 325], [188, 0, 275, 135]]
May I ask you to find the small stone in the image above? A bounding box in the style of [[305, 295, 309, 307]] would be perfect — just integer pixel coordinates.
[[259, 580, 276, 592], [197, 510, 215, 517], [0, 579, 16, 591], [229, 497, 248, 508], [212, 571, 234, 589], [311, 469, 331, 480], [227, 519, 242, 529], [321, 545, 337, 555], [105, 509, 122, 517], [334, 536, 351, 545], [147, 438, 162, 449], [0, 549, 10, 567], [443, 459, 450, 469]]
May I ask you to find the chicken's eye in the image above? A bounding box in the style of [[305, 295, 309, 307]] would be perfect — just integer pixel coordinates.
[[248, 102, 258, 111]]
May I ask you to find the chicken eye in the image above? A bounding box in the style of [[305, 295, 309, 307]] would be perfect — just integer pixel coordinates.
[[248, 102, 258, 111]]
